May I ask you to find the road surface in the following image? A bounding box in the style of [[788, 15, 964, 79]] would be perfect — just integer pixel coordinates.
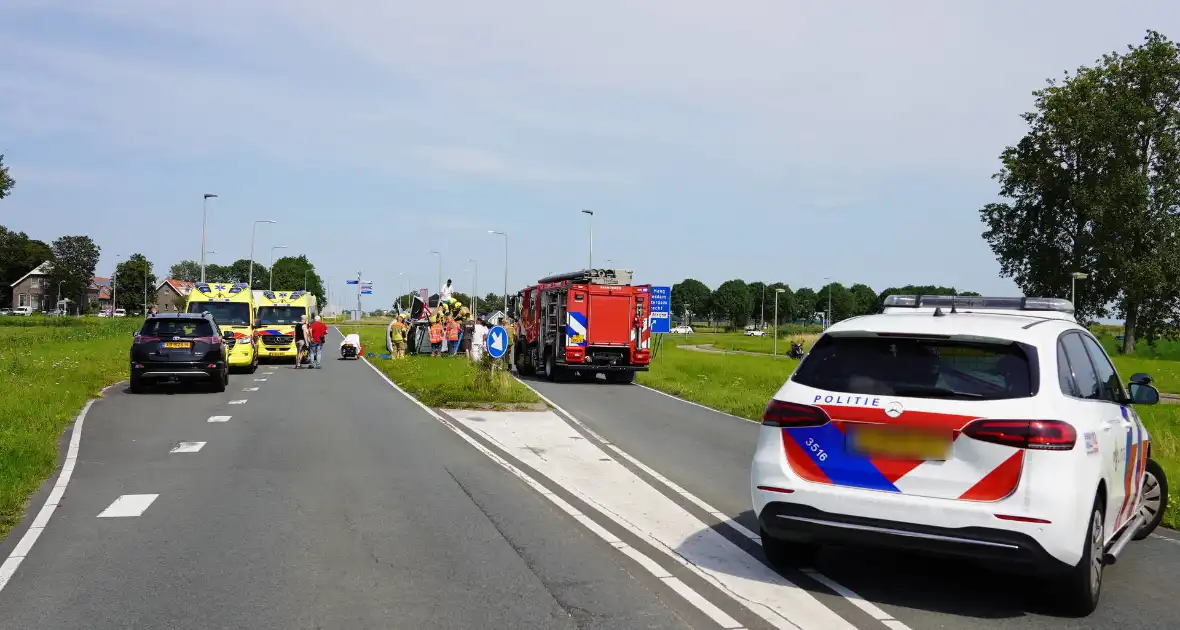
[[2, 327, 1179, 629], [521, 374, 1180, 630]]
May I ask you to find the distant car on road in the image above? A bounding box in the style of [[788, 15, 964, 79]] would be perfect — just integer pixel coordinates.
[[744, 329, 766, 337], [0, 308, 11, 316], [12, 306, 34, 316], [130, 312, 230, 393], [670, 325, 693, 334], [113, 308, 127, 317]]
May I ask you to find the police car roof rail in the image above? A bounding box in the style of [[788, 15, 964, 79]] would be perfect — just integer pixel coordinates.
[[882, 294, 1075, 314]]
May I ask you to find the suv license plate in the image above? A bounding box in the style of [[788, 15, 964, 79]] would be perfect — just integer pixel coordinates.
[[847, 425, 951, 461], [163, 341, 192, 349]]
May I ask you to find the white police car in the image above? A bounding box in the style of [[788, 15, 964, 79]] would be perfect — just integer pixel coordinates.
[[750, 295, 1168, 616]]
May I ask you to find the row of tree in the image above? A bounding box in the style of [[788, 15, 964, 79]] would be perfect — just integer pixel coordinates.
[[670, 280, 980, 328], [982, 30, 1180, 353], [0, 222, 326, 312]]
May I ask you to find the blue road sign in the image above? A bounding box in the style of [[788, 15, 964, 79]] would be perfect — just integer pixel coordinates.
[[346, 280, 359, 285], [486, 325, 508, 359], [649, 286, 671, 334], [361, 290, 373, 295]]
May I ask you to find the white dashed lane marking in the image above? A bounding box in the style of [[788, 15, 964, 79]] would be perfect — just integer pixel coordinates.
[[243, 387, 259, 392], [208, 415, 231, 423], [254, 378, 267, 382], [97, 494, 159, 518], [228, 400, 248, 405], [170, 442, 206, 453]]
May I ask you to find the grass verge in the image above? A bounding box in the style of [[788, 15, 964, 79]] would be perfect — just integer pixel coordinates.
[[338, 326, 541, 409], [642, 333, 1180, 529], [0, 318, 141, 539]]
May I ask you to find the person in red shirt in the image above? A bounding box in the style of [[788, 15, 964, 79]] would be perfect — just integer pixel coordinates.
[[308, 315, 329, 369]]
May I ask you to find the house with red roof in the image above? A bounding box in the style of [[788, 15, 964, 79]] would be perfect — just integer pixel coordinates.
[[156, 278, 196, 312]]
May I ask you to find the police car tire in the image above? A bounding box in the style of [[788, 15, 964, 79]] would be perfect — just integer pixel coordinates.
[[760, 527, 815, 570], [1057, 496, 1104, 617], [1133, 459, 1167, 541]]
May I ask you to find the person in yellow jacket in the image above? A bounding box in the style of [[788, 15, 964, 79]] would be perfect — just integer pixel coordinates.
[[389, 317, 408, 359]]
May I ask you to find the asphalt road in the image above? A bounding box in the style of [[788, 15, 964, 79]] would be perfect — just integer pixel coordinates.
[[0, 335, 715, 630], [521, 375, 1180, 630], [6, 330, 1180, 629]]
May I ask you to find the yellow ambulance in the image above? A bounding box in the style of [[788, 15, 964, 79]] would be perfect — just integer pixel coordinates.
[[253, 290, 318, 363], [186, 282, 259, 373]]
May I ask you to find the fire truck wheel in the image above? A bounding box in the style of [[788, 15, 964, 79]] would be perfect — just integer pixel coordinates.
[[516, 347, 535, 376], [544, 350, 562, 382]]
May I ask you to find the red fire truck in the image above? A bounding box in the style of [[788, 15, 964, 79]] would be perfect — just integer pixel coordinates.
[[513, 269, 652, 382]]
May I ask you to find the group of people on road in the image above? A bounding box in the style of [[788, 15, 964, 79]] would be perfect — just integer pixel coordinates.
[[385, 278, 515, 364], [293, 314, 329, 369]]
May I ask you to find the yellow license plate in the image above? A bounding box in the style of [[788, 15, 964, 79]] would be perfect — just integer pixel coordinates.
[[848, 425, 951, 460], [164, 341, 192, 349]]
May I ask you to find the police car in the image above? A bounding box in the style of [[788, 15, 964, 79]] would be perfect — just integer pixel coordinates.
[[750, 295, 1168, 615]]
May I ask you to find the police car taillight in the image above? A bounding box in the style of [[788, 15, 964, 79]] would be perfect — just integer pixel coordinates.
[[762, 400, 830, 428], [962, 419, 1076, 451]]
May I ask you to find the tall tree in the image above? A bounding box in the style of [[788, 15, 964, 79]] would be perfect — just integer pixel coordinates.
[[113, 253, 157, 313], [792, 288, 818, 322], [0, 154, 13, 201], [848, 283, 879, 316], [814, 282, 856, 324], [0, 226, 52, 308], [168, 260, 201, 283], [268, 254, 326, 308], [223, 258, 269, 289], [671, 278, 711, 322], [204, 263, 235, 283], [712, 279, 752, 329], [49, 235, 100, 311], [981, 31, 1180, 352], [483, 292, 506, 312]]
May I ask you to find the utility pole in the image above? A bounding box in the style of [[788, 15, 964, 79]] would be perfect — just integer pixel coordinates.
[[144, 263, 149, 315], [581, 209, 594, 269], [774, 288, 785, 356], [490, 231, 508, 313], [201, 193, 217, 283], [1071, 272, 1089, 306], [824, 277, 832, 329], [761, 285, 766, 330]]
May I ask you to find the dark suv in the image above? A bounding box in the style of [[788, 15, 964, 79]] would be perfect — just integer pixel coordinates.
[[130, 312, 231, 393]]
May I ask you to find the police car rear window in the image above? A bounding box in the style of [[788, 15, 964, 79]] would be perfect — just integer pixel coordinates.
[[791, 335, 1033, 400]]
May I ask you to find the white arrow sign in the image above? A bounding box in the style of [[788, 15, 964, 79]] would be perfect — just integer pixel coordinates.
[[489, 331, 504, 352]]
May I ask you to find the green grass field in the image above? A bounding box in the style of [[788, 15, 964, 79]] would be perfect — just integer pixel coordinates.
[[0, 318, 141, 539], [337, 326, 540, 409], [642, 332, 1180, 528]]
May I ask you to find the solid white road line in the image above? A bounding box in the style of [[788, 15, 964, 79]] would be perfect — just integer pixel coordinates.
[[355, 356, 748, 630], [450, 409, 854, 630], [1152, 533, 1180, 546], [207, 415, 231, 423], [515, 376, 914, 630], [97, 494, 159, 518], [243, 387, 259, 392], [634, 383, 759, 424], [228, 399, 248, 405], [0, 382, 122, 593], [169, 442, 206, 453]]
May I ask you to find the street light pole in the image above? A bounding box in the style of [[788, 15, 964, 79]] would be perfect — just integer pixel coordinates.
[[761, 285, 766, 330], [112, 254, 122, 314], [1070, 272, 1089, 306], [774, 288, 785, 356], [57, 280, 65, 315], [303, 269, 311, 291], [247, 220, 276, 290], [489, 231, 508, 313], [824, 276, 832, 329], [201, 194, 218, 283], [469, 258, 478, 315], [430, 251, 442, 303], [268, 245, 288, 290], [581, 209, 594, 269], [144, 263, 149, 315]]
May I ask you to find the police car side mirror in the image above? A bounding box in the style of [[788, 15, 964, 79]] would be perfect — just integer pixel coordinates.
[[1129, 382, 1160, 405]]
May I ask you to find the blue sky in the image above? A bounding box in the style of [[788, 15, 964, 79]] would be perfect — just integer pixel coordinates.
[[2, 1, 1177, 312]]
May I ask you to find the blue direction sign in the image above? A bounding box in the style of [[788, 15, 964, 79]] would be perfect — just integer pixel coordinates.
[[486, 325, 508, 359], [346, 280, 359, 285], [649, 286, 671, 334]]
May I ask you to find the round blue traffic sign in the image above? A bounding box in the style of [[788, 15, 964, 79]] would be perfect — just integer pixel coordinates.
[[486, 325, 508, 359]]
